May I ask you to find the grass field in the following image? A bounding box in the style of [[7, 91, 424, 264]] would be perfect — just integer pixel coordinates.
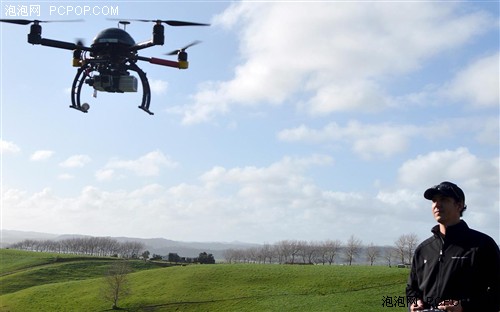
[[0, 249, 410, 311]]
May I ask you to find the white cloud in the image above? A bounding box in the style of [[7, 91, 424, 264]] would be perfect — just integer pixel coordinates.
[[278, 116, 499, 159], [200, 154, 333, 186], [2, 151, 498, 244], [30, 150, 54, 161], [149, 79, 169, 95], [305, 80, 392, 116], [176, 2, 494, 123], [99, 150, 178, 179], [397, 147, 499, 189], [57, 173, 74, 180], [278, 121, 420, 159], [443, 53, 499, 107], [95, 169, 116, 181], [0, 140, 20, 154], [474, 117, 500, 145], [59, 155, 91, 168]]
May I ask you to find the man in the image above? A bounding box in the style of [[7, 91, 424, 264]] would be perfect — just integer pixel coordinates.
[[406, 181, 500, 312]]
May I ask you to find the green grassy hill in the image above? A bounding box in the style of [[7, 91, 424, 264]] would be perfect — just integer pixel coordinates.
[[0, 249, 409, 311]]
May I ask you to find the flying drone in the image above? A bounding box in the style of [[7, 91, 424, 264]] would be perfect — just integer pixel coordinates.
[[0, 18, 209, 115]]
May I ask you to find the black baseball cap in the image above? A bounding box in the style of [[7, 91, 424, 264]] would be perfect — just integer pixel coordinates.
[[424, 181, 465, 202]]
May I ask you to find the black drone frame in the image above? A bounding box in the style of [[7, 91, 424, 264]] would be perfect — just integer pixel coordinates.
[[0, 18, 209, 115]]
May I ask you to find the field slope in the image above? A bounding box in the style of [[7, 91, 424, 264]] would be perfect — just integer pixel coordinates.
[[0, 249, 409, 311]]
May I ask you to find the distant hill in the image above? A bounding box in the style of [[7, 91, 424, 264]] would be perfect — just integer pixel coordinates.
[[1, 230, 400, 265], [0, 229, 260, 259], [1, 229, 59, 246]]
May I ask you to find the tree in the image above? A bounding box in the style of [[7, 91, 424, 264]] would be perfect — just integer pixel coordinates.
[[141, 250, 150, 261], [394, 235, 407, 264], [406, 233, 419, 264], [344, 235, 362, 265], [395, 233, 419, 264], [323, 239, 342, 265], [103, 261, 131, 310], [366, 242, 380, 266], [260, 243, 275, 264], [197, 252, 215, 264], [298, 241, 317, 264], [168, 253, 181, 263], [384, 246, 396, 267]]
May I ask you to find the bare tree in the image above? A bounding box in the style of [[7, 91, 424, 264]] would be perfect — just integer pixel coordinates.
[[223, 248, 237, 263], [314, 242, 328, 265], [344, 235, 362, 265], [288, 240, 301, 264], [260, 243, 275, 264], [323, 239, 342, 265], [366, 242, 380, 266], [383, 246, 396, 267], [297, 241, 317, 264], [395, 233, 419, 264], [394, 235, 407, 264], [406, 233, 419, 264], [277, 240, 292, 264], [103, 261, 131, 310]]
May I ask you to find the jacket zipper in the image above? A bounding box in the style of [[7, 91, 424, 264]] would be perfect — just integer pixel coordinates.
[[436, 234, 445, 308]]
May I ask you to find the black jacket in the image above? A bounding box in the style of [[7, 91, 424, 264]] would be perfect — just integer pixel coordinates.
[[406, 220, 500, 311]]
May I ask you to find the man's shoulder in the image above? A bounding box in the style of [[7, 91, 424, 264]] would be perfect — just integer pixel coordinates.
[[465, 226, 499, 248]]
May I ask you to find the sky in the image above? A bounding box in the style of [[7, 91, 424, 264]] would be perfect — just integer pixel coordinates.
[[0, 0, 498, 246]]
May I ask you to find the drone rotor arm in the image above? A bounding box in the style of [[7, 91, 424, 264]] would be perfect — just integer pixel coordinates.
[[130, 40, 156, 52], [35, 38, 93, 52], [137, 56, 180, 69], [38, 38, 85, 51]]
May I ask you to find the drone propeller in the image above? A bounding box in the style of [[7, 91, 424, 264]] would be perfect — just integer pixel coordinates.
[[75, 39, 86, 47], [0, 19, 83, 25], [166, 40, 201, 55], [108, 18, 210, 27]]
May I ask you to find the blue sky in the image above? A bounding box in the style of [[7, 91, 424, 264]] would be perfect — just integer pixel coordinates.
[[1, 1, 498, 246]]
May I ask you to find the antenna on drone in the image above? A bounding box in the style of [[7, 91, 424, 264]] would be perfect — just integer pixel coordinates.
[[118, 21, 130, 30]]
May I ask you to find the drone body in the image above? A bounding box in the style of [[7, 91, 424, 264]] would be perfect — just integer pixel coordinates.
[[0, 18, 209, 115]]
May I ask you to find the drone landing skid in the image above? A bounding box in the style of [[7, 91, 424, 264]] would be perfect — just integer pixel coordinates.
[[69, 104, 89, 113], [70, 62, 154, 115], [139, 106, 154, 115]]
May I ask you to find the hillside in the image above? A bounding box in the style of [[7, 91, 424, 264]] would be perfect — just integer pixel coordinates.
[[0, 249, 163, 295], [0, 249, 409, 311]]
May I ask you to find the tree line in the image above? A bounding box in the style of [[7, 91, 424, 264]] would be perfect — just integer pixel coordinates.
[[223, 234, 419, 266], [8, 233, 419, 265], [9, 237, 145, 258]]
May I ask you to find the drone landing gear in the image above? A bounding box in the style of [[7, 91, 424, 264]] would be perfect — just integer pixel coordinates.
[[70, 103, 90, 113], [70, 65, 90, 113], [139, 106, 154, 115], [130, 62, 154, 115], [69, 62, 154, 115]]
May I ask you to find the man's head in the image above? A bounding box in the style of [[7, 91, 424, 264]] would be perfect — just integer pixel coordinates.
[[424, 182, 467, 226]]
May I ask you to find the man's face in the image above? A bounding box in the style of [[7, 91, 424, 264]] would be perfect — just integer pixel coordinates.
[[432, 194, 462, 226]]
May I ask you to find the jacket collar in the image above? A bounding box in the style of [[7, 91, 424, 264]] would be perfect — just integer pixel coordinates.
[[431, 220, 469, 241]]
